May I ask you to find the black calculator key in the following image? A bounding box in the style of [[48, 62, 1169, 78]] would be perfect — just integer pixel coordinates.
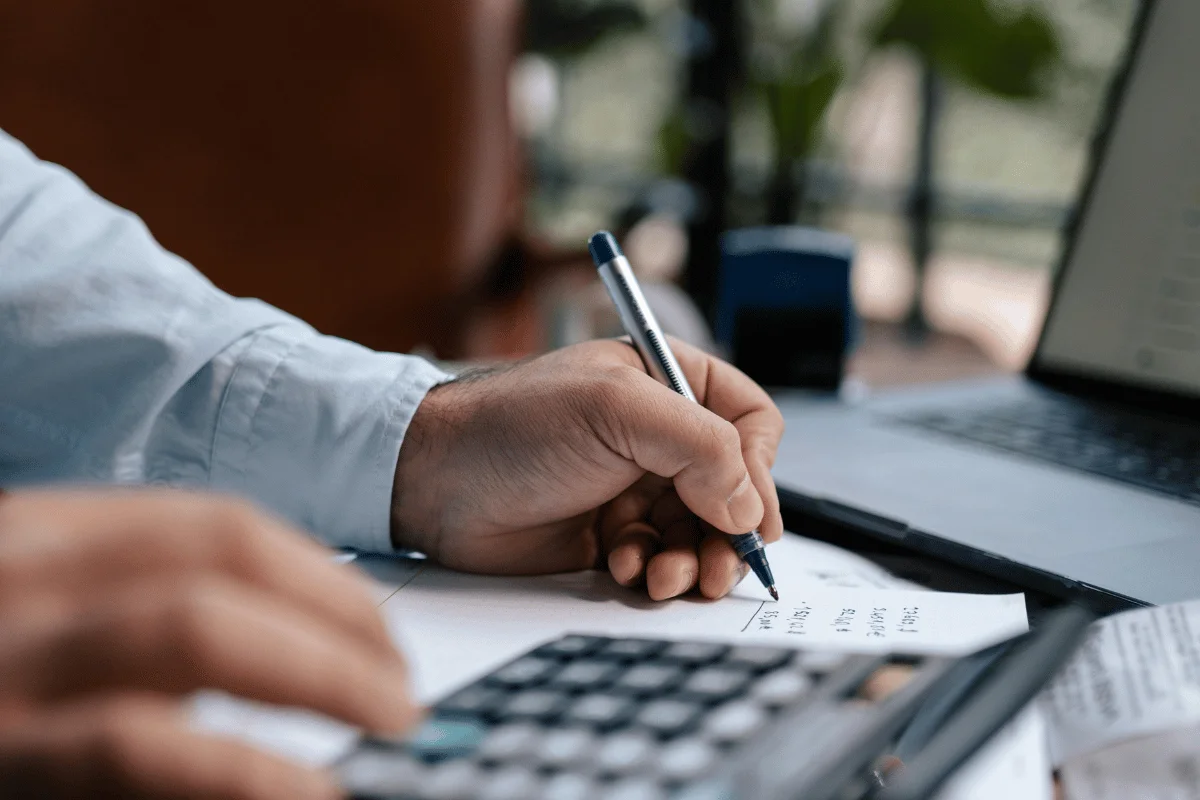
[[560, 693, 637, 729], [548, 660, 622, 691], [677, 667, 753, 703], [438, 685, 506, 718], [497, 690, 571, 724], [534, 635, 608, 659], [612, 663, 684, 696], [633, 699, 704, 737], [658, 642, 728, 666], [486, 657, 555, 689], [724, 645, 793, 671], [597, 638, 668, 661]]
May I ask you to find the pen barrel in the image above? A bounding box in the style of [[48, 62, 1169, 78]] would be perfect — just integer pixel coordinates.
[[597, 257, 697, 402], [730, 531, 765, 558]]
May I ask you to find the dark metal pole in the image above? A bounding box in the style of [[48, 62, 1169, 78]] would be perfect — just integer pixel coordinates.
[[906, 58, 941, 338], [681, 0, 740, 326]]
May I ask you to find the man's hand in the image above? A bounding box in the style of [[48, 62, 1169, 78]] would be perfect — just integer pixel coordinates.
[[0, 489, 417, 800], [393, 337, 784, 601]]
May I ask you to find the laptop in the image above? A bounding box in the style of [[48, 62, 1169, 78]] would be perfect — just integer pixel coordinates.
[[772, 0, 1200, 609]]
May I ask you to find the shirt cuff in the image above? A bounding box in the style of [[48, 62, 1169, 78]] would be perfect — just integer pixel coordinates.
[[208, 325, 450, 553]]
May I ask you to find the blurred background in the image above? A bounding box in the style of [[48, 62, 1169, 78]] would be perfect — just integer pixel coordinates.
[[0, 0, 1141, 387]]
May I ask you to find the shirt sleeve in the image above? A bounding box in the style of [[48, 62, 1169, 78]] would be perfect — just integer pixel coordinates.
[[0, 127, 449, 552]]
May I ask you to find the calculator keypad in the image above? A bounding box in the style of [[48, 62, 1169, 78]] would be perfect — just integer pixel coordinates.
[[340, 635, 843, 800]]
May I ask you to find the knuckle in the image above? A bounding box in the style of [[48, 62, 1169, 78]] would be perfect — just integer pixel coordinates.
[[207, 500, 271, 568], [164, 579, 234, 663], [709, 420, 742, 460]]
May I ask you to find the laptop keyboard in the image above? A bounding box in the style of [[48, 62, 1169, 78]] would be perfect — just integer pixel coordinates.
[[891, 396, 1200, 504]]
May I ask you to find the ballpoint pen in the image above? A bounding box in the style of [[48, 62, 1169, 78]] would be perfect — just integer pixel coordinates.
[[588, 230, 779, 600]]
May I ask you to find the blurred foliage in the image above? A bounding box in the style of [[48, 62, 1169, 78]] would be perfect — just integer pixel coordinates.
[[872, 0, 1062, 98], [756, 3, 844, 166], [524, 0, 646, 58]]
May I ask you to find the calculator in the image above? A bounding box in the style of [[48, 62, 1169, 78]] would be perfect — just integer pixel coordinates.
[[335, 635, 960, 800]]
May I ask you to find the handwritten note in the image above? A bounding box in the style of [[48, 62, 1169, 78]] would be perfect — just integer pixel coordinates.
[[361, 534, 1027, 702], [734, 590, 1025, 653]]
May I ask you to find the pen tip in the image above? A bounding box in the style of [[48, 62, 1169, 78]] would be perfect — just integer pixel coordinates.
[[768, 586, 779, 601]]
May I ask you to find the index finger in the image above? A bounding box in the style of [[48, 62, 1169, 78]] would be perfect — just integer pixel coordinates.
[[664, 339, 786, 543]]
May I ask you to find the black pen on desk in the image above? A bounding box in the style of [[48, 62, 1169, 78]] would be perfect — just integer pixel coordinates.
[[588, 230, 779, 600]]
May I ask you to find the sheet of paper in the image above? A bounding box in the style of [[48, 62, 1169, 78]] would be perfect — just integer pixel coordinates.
[[369, 534, 1026, 702], [1040, 599, 1200, 764], [934, 707, 1053, 800], [1060, 727, 1200, 800]]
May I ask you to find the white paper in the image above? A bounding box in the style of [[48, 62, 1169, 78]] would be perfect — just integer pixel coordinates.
[[1060, 727, 1200, 800], [1040, 599, 1200, 764], [934, 707, 1053, 800], [373, 534, 1026, 702], [194, 534, 1028, 773]]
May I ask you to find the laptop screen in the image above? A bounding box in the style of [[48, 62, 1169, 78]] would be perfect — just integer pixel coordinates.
[[1037, 0, 1200, 399]]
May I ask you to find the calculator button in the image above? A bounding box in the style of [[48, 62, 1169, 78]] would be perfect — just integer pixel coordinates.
[[477, 723, 543, 763], [438, 685, 506, 718], [423, 760, 483, 800], [750, 670, 812, 707], [535, 635, 609, 659], [487, 657, 556, 689], [613, 664, 685, 696], [561, 693, 637, 729], [702, 702, 767, 744], [604, 778, 668, 800], [594, 731, 656, 774], [478, 766, 543, 800], [537, 727, 597, 768], [658, 642, 729, 666], [541, 773, 599, 800], [597, 638, 668, 661], [678, 668, 752, 703], [723, 646, 793, 671], [550, 660, 622, 691], [406, 718, 488, 762], [634, 699, 704, 737], [657, 738, 719, 782], [796, 650, 847, 674], [497, 690, 571, 724], [338, 750, 426, 796]]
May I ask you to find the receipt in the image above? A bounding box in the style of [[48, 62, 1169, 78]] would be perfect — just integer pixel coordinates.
[[1060, 727, 1200, 800], [1041, 600, 1200, 764]]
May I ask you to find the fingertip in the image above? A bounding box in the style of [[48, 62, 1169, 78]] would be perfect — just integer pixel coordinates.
[[646, 555, 698, 601], [697, 534, 744, 599]]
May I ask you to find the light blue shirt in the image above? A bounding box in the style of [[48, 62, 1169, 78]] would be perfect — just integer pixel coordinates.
[[0, 128, 449, 553]]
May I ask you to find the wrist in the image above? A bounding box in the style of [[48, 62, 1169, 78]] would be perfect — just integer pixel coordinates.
[[391, 380, 457, 555]]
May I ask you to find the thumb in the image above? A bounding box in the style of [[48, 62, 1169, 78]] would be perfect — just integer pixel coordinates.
[[597, 372, 765, 535]]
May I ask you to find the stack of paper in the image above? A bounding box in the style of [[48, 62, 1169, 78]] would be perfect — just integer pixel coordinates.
[[193, 532, 1045, 798]]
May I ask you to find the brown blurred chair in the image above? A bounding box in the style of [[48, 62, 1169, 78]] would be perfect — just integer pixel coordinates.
[[0, 0, 582, 357]]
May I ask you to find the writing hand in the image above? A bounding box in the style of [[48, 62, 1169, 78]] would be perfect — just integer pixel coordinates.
[[0, 489, 416, 800], [392, 337, 784, 600]]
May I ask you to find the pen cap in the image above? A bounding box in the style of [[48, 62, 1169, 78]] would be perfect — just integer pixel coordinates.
[[588, 231, 622, 265]]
